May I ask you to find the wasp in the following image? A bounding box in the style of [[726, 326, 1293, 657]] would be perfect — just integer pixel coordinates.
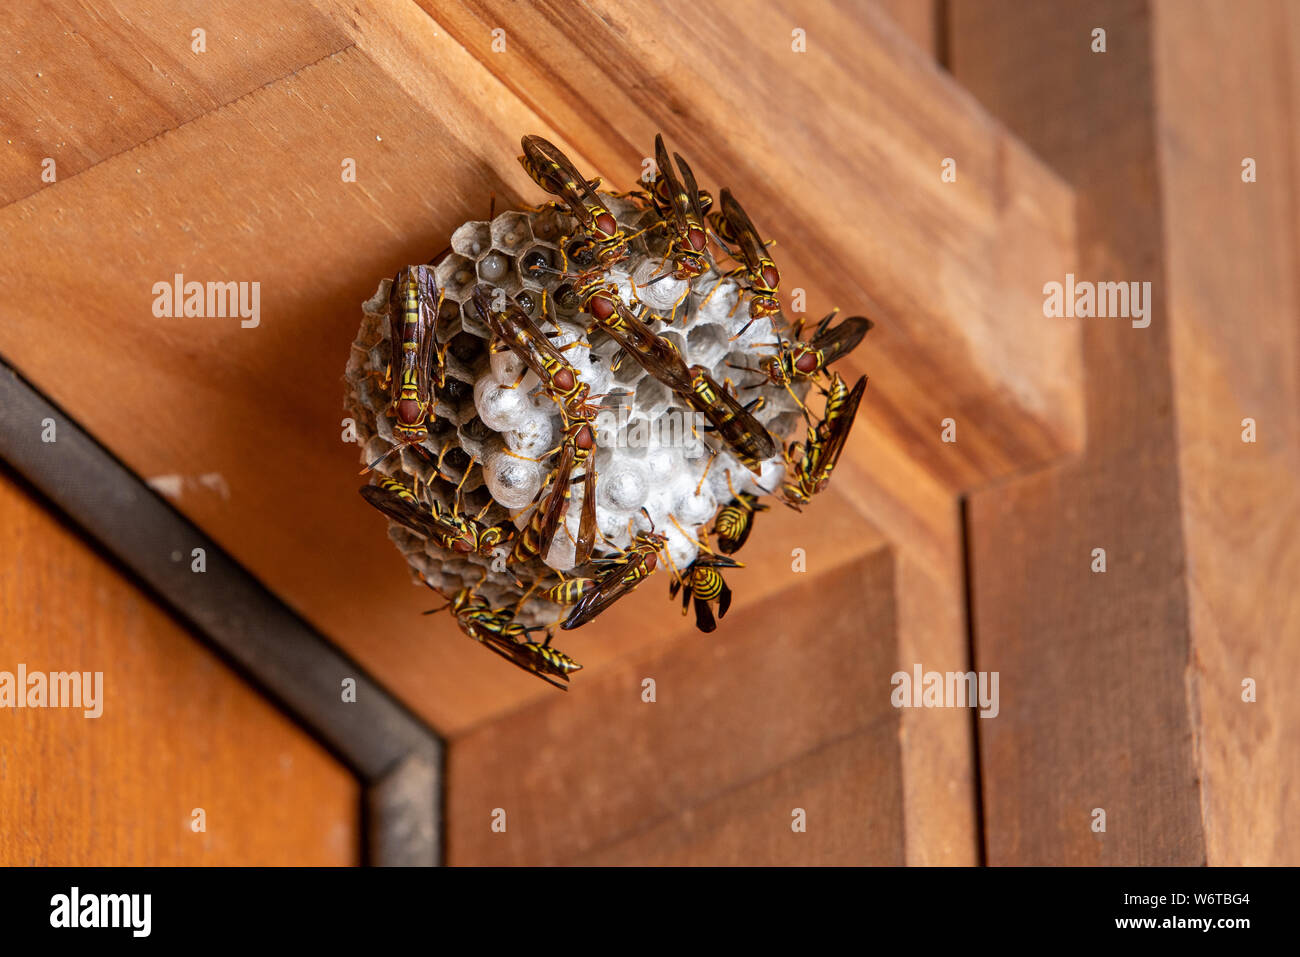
[[519, 134, 629, 269], [712, 475, 770, 556], [427, 579, 581, 691], [732, 309, 872, 418], [574, 273, 695, 386], [756, 311, 872, 386], [561, 514, 667, 631], [670, 553, 743, 633], [473, 286, 599, 417], [363, 265, 448, 472], [574, 278, 775, 474], [706, 188, 782, 325], [783, 373, 868, 507], [646, 133, 713, 281], [472, 288, 601, 565], [482, 631, 583, 691], [360, 474, 510, 557], [536, 415, 600, 566], [685, 366, 776, 475]]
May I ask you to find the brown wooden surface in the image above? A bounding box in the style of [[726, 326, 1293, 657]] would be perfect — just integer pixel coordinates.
[[0, 472, 359, 866], [430, 0, 1083, 492], [1151, 0, 1300, 864], [0, 0, 1081, 760], [952, 0, 1204, 866], [448, 543, 902, 865], [3, 0, 1288, 869], [952, 0, 1300, 864], [871, 0, 940, 56]]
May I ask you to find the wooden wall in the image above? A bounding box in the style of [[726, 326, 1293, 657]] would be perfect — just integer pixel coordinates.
[[0, 471, 359, 865], [1, 0, 1291, 866], [950, 0, 1300, 865]]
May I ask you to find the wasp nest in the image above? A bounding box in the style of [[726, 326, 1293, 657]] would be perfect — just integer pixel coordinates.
[[344, 202, 813, 630]]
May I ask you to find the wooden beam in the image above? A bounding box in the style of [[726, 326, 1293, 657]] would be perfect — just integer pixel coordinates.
[[447, 546, 903, 865], [951, 0, 1206, 864], [1150, 0, 1300, 865], [427, 0, 1083, 494]]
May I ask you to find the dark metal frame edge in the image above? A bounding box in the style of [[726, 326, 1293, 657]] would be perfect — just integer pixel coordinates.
[[0, 356, 445, 866]]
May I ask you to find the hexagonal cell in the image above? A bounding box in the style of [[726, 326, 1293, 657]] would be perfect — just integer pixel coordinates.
[[490, 211, 534, 254], [516, 244, 558, 290], [476, 249, 514, 285], [633, 374, 672, 418], [549, 281, 582, 318], [685, 321, 729, 369], [447, 327, 487, 364], [457, 300, 492, 340], [450, 221, 492, 259], [436, 254, 478, 300], [561, 236, 598, 273], [436, 374, 473, 405], [529, 205, 571, 244], [512, 287, 544, 320]]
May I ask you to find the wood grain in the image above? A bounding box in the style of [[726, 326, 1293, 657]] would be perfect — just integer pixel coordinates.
[[0, 0, 1080, 748], [447, 545, 902, 865], [0, 472, 359, 866], [0, 0, 352, 206], [952, 0, 1206, 864], [871, 0, 941, 57], [1152, 0, 1300, 865], [429, 0, 1083, 492]]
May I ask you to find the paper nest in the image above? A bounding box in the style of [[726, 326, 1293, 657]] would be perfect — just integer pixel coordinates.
[[343, 196, 807, 628]]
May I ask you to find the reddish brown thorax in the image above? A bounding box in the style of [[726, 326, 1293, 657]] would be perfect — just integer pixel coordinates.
[[687, 226, 707, 251], [398, 398, 420, 424], [595, 212, 618, 237], [576, 424, 594, 450], [760, 264, 780, 290], [554, 368, 575, 391], [795, 351, 819, 373]]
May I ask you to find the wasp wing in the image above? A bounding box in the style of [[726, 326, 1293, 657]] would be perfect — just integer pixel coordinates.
[[573, 465, 598, 566], [536, 439, 577, 560], [359, 483, 461, 544], [810, 315, 872, 369], [674, 151, 710, 241], [717, 188, 770, 275], [603, 298, 695, 395], [561, 557, 653, 630], [478, 633, 570, 691], [688, 368, 776, 469], [413, 265, 443, 393], [816, 375, 868, 480]]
